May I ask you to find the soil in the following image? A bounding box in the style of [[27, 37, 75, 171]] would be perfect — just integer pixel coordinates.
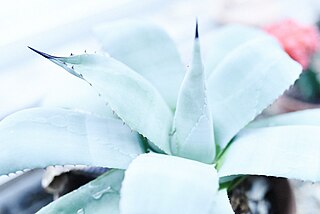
[[228, 176, 295, 214], [43, 167, 108, 199]]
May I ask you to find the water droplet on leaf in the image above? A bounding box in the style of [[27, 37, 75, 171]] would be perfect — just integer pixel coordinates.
[[77, 208, 85, 214], [91, 186, 115, 199]]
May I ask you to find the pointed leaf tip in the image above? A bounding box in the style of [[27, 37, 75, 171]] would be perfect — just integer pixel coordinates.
[[171, 26, 215, 163], [195, 20, 199, 39], [33, 50, 174, 154], [29, 49, 86, 81], [28, 47, 58, 59]]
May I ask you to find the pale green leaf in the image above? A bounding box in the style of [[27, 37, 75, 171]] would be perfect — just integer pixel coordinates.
[[120, 153, 233, 214], [204, 24, 271, 76], [219, 126, 320, 182], [94, 20, 185, 109], [29, 48, 173, 154], [248, 109, 320, 128], [37, 169, 124, 214], [207, 38, 302, 148], [0, 107, 144, 175], [212, 189, 235, 214], [42, 74, 115, 119], [171, 29, 215, 164]]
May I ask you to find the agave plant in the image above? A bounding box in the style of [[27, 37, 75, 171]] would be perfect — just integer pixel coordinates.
[[2, 20, 320, 213]]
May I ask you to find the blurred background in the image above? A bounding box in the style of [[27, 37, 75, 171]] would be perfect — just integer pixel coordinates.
[[1, 0, 320, 213]]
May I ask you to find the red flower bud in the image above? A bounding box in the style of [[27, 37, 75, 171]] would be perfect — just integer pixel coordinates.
[[264, 19, 319, 69]]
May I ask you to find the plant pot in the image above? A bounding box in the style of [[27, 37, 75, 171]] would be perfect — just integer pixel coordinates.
[[229, 176, 296, 214]]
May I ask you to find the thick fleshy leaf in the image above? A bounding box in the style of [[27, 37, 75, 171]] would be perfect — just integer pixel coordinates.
[[219, 126, 320, 182], [207, 38, 302, 148], [94, 20, 185, 109], [248, 109, 320, 128], [37, 169, 124, 214], [0, 107, 144, 175], [171, 28, 215, 164], [120, 153, 233, 214], [212, 189, 235, 214], [42, 74, 115, 119], [204, 24, 270, 76], [29, 48, 173, 154]]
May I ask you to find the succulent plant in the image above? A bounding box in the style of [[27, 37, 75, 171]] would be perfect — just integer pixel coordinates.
[[2, 20, 320, 213]]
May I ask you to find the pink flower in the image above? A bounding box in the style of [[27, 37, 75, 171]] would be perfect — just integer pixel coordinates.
[[264, 19, 319, 69]]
